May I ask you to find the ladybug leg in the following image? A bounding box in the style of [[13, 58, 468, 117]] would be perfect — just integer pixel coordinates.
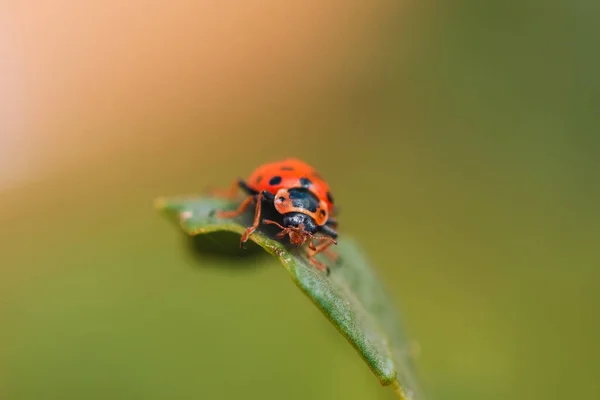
[[319, 223, 338, 239], [238, 179, 258, 196], [326, 218, 338, 228], [239, 192, 266, 247], [208, 179, 240, 199], [314, 236, 340, 263], [307, 252, 329, 275], [209, 179, 257, 199], [212, 179, 261, 218], [214, 195, 254, 219], [319, 222, 340, 262], [306, 238, 338, 275], [322, 248, 340, 264], [307, 239, 336, 259]]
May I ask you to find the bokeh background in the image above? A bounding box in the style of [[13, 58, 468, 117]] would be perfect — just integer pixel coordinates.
[[1, 1, 599, 399]]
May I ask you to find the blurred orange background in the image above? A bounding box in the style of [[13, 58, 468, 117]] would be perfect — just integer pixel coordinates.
[[2, 0, 404, 182]]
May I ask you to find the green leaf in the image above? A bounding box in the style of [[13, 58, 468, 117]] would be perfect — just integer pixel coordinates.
[[155, 195, 424, 400]]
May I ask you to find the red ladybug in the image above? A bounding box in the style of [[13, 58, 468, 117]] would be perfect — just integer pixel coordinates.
[[213, 158, 339, 273]]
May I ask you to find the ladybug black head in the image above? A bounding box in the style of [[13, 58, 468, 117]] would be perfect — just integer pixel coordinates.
[[282, 212, 318, 234]]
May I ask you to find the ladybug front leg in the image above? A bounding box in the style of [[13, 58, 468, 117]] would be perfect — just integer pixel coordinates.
[[214, 190, 273, 248], [314, 242, 340, 264], [239, 192, 264, 247], [239, 191, 274, 247], [213, 194, 263, 248], [316, 224, 340, 263], [307, 239, 336, 260], [306, 239, 338, 275]]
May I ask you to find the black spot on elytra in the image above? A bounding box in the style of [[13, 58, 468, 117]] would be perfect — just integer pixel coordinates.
[[280, 165, 294, 171], [326, 191, 334, 204], [269, 176, 282, 185], [278, 196, 285, 202], [255, 175, 263, 184], [299, 177, 312, 187], [320, 209, 326, 216], [288, 188, 318, 212]]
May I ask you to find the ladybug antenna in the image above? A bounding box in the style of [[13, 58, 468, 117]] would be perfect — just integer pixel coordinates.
[[312, 235, 338, 245], [262, 219, 286, 230], [263, 219, 338, 245]]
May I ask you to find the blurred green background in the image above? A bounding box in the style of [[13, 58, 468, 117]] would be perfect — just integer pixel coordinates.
[[1, 1, 598, 399]]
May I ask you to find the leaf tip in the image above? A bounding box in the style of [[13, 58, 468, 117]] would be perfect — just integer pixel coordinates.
[[379, 371, 398, 386]]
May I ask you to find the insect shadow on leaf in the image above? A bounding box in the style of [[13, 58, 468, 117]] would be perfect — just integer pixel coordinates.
[[183, 231, 267, 270]]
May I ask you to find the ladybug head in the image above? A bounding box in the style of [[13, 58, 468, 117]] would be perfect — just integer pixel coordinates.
[[263, 212, 317, 247], [263, 214, 337, 248], [282, 212, 318, 235]]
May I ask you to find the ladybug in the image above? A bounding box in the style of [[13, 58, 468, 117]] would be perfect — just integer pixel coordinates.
[[212, 158, 339, 273]]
